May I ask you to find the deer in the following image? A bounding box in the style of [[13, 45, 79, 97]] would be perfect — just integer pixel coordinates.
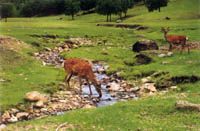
[[64, 58, 102, 98], [161, 27, 190, 53]]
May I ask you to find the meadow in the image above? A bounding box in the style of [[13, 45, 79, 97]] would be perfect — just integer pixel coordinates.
[[0, 0, 200, 130]]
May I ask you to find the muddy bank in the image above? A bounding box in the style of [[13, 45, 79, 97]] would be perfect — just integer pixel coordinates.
[[96, 23, 148, 30]]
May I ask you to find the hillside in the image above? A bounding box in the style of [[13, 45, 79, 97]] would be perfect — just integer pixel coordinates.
[[0, 0, 200, 130]]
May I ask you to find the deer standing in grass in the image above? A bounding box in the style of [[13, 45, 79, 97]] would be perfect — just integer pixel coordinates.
[[64, 58, 102, 98], [161, 27, 190, 53]]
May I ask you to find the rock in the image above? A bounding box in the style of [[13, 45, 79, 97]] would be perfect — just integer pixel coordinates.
[[176, 100, 200, 112], [25, 91, 48, 102], [141, 83, 157, 93], [83, 104, 95, 109], [116, 19, 122, 23], [107, 82, 121, 91], [132, 39, 159, 52], [9, 108, 19, 114], [40, 108, 48, 112], [158, 54, 166, 58], [0, 124, 6, 130], [44, 47, 51, 51], [158, 52, 173, 58], [35, 101, 44, 108], [7, 115, 18, 123], [130, 86, 140, 92], [167, 52, 173, 56], [141, 78, 150, 83], [1, 111, 10, 122], [170, 86, 177, 89], [135, 54, 152, 65], [16, 112, 29, 120]]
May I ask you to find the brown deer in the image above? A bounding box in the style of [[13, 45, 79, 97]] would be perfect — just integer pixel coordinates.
[[64, 58, 102, 98], [161, 27, 190, 53]]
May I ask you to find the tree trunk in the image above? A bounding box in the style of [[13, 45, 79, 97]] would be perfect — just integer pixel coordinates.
[[158, 7, 161, 12], [72, 14, 74, 20], [109, 14, 111, 22], [119, 12, 122, 20], [124, 11, 127, 17], [5, 17, 7, 22], [106, 14, 109, 22]]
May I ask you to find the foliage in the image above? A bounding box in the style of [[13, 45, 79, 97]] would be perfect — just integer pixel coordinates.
[[80, 0, 97, 11], [0, 3, 16, 22], [145, 0, 168, 12], [64, 0, 80, 20], [96, 0, 119, 22]]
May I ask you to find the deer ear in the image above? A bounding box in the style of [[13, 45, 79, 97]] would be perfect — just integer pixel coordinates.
[[167, 27, 170, 30]]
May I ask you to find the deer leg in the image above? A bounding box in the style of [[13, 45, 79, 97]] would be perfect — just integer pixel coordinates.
[[65, 73, 73, 88], [86, 79, 93, 96], [169, 43, 172, 51], [180, 44, 184, 54], [187, 44, 190, 54], [78, 77, 82, 94]]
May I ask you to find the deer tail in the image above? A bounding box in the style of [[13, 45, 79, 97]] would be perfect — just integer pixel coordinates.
[[186, 37, 189, 41]]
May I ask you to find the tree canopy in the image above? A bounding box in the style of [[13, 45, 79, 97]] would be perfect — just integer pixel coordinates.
[[0, 3, 16, 22], [145, 0, 168, 12], [64, 0, 80, 20]]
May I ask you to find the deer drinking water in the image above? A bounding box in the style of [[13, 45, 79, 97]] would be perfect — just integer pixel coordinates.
[[161, 27, 190, 53], [64, 58, 102, 98]]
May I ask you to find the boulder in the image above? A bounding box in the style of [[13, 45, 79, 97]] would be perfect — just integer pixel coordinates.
[[25, 91, 48, 102], [107, 82, 121, 91], [16, 112, 29, 120], [132, 39, 159, 52], [35, 101, 44, 108], [0, 124, 6, 130], [135, 54, 152, 65], [140, 83, 157, 93]]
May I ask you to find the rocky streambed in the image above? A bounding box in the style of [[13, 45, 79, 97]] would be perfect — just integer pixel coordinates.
[[0, 37, 139, 126], [0, 62, 138, 125]]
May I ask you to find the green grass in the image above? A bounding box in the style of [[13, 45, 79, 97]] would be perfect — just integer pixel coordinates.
[[0, 0, 200, 130]]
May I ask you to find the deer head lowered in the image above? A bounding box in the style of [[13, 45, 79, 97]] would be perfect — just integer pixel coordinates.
[[64, 58, 102, 98], [161, 27, 190, 53]]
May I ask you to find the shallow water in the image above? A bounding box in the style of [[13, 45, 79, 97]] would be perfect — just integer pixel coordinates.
[[82, 63, 137, 107]]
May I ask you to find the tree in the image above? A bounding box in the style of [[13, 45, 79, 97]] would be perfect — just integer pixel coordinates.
[[54, 0, 66, 14], [145, 0, 168, 12], [65, 0, 80, 20], [0, 3, 16, 22], [96, 0, 119, 22], [80, 0, 97, 12], [120, 0, 134, 18]]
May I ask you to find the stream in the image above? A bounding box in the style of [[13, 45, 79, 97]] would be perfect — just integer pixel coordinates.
[[82, 62, 138, 107]]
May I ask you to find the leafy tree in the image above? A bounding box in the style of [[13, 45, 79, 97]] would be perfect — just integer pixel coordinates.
[[54, 0, 66, 14], [145, 0, 168, 12], [65, 0, 80, 20], [96, 0, 119, 22], [0, 3, 16, 22], [120, 0, 134, 18], [80, 0, 96, 12]]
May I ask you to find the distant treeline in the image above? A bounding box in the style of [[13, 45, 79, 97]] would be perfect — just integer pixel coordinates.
[[0, 0, 168, 21]]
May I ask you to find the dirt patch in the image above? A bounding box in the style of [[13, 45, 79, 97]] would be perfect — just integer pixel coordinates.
[[96, 23, 148, 30], [30, 34, 60, 39], [0, 36, 28, 52]]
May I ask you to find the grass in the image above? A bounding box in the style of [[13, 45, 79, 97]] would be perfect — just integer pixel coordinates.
[[0, 0, 200, 130]]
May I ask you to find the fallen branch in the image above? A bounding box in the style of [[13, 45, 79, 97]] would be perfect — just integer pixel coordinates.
[[175, 100, 200, 112]]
